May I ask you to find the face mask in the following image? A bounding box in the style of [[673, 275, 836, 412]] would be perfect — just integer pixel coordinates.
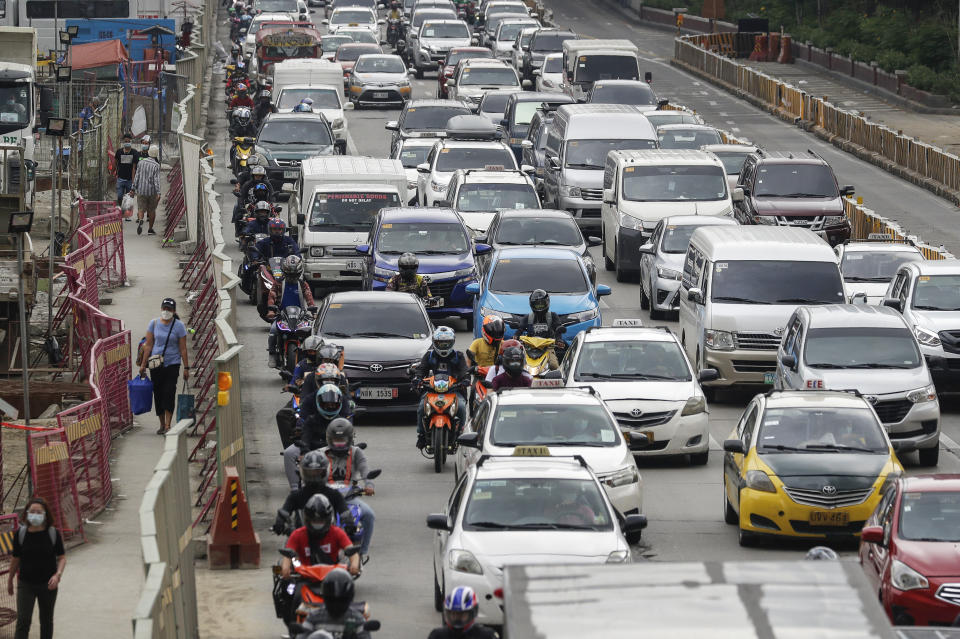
[[160, 310, 174, 321], [142, 144, 149, 151], [26, 512, 44, 526], [124, 142, 131, 148]]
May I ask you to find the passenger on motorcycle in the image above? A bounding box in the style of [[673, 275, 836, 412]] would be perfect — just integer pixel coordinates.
[[233, 153, 262, 188], [386, 252, 431, 298], [230, 105, 257, 138], [254, 218, 301, 262], [316, 362, 352, 407], [388, 0, 401, 20], [290, 335, 324, 387], [321, 419, 375, 561], [428, 586, 497, 639], [514, 288, 562, 369], [255, 88, 275, 124], [274, 450, 357, 536], [284, 384, 352, 489], [411, 327, 468, 450], [234, 166, 274, 228], [281, 494, 361, 578], [243, 200, 273, 235], [298, 569, 371, 639], [490, 345, 532, 390], [466, 315, 504, 367], [266, 254, 316, 368], [483, 338, 522, 381], [229, 83, 255, 110]]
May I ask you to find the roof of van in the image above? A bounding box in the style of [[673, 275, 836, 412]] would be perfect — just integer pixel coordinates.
[[688, 226, 836, 261], [607, 149, 723, 166], [555, 104, 657, 138], [301, 156, 405, 177], [561, 39, 638, 53]]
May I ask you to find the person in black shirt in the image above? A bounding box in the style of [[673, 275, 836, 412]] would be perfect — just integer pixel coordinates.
[[115, 132, 139, 205], [272, 450, 357, 535], [8, 497, 66, 639]]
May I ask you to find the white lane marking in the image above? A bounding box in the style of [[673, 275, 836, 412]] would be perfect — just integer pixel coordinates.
[[718, 112, 727, 117], [941, 432, 960, 452], [709, 435, 721, 451], [731, 127, 740, 132], [726, 120, 735, 124], [599, 298, 611, 309]]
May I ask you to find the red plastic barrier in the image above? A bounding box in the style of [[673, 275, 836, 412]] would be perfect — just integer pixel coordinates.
[[57, 397, 112, 522], [0, 514, 20, 633], [28, 428, 85, 546]]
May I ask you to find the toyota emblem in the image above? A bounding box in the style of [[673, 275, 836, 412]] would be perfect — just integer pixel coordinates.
[[773, 326, 784, 337], [866, 396, 878, 405], [630, 408, 643, 418], [369, 363, 383, 373], [821, 485, 838, 496]]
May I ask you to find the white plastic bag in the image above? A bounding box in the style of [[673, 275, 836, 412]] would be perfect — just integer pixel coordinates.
[[121, 192, 137, 219]]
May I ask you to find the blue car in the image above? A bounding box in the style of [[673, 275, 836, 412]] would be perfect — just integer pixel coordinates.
[[357, 207, 490, 328], [465, 247, 611, 341]]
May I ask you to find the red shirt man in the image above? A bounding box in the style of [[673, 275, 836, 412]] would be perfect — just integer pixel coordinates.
[[285, 524, 352, 566]]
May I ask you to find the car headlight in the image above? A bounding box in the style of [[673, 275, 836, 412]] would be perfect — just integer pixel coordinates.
[[890, 559, 928, 591], [448, 549, 483, 574], [618, 212, 642, 231], [656, 265, 682, 281], [681, 395, 706, 416], [454, 267, 476, 280], [602, 465, 639, 488], [823, 215, 847, 226], [565, 307, 599, 323], [309, 246, 325, 257], [562, 185, 581, 198], [907, 384, 937, 403], [479, 307, 513, 320], [752, 215, 777, 225], [704, 329, 736, 351], [914, 326, 941, 347], [430, 180, 447, 193], [606, 549, 630, 563], [331, 118, 344, 128], [374, 265, 396, 280], [745, 470, 776, 493]]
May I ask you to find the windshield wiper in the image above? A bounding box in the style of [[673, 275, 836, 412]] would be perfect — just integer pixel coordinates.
[[912, 305, 949, 310], [773, 298, 832, 304], [806, 362, 845, 368], [322, 331, 352, 338], [417, 249, 463, 255], [508, 522, 599, 530], [467, 521, 511, 529], [284, 140, 327, 145], [258, 139, 285, 144], [844, 276, 887, 282], [378, 250, 403, 254], [841, 363, 915, 369], [607, 372, 681, 380], [759, 444, 808, 452], [352, 331, 414, 338], [712, 296, 770, 304], [803, 443, 880, 453], [564, 163, 602, 169]]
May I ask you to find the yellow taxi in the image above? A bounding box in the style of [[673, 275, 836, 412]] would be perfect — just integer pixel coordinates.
[[722, 390, 907, 546]]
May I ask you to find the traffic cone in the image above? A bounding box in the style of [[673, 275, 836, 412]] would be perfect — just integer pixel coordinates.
[[207, 466, 261, 569]]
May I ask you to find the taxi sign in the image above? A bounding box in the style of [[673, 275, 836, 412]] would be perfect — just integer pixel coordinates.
[[531, 378, 563, 388], [867, 232, 893, 240], [512, 445, 551, 457], [612, 318, 643, 327], [805, 379, 824, 389], [484, 165, 505, 171]]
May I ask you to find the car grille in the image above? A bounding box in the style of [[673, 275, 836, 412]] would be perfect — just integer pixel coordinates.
[[275, 159, 301, 167], [580, 187, 603, 201], [939, 330, 960, 355], [735, 332, 781, 350], [427, 278, 457, 301], [783, 486, 873, 508], [871, 399, 912, 424], [774, 215, 824, 230], [328, 246, 361, 257], [936, 584, 960, 607], [731, 359, 776, 373], [612, 410, 676, 429]]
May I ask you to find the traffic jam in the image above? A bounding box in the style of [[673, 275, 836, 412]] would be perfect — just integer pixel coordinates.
[[221, 0, 960, 635]]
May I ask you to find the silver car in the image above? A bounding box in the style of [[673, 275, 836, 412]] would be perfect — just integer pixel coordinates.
[[347, 54, 414, 108], [411, 19, 472, 77]]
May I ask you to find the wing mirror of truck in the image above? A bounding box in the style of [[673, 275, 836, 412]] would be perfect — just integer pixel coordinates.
[[385, 120, 399, 131], [687, 287, 703, 304], [882, 298, 902, 312], [850, 291, 868, 305], [638, 242, 654, 255], [355, 244, 370, 254], [779, 353, 797, 370], [602, 188, 615, 205], [520, 139, 533, 149], [281, 182, 295, 192], [334, 140, 348, 155], [547, 156, 560, 171], [732, 187, 745, 202], [532, 69, 541, 76]]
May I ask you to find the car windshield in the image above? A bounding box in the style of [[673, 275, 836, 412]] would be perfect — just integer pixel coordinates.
[[320, 301, 430, 339], [490, 404, 619, 447], [757, 407, 888, 453], [339, 29, 378, 43], [711, 261, 845, 305], [564, 139, 656, 169], [490, 257, 587, 293], [480, 93, 511, 113], [457, 183, 539, 211], [463, 478, 613, 530], [356, 56, 406, 73], [498, 21, 535, 40], [332, 9, 374, 22], [543, 55, 562, 72], [622, 165, 727, 201], [712, 151, 751, 176], [573, 55, 640, 83], [398, 144, 432, 167], [448, 50, 493, 66], [590, 83, 657, 106], [402, 105, 471, 131], [658, 128, 723, 150], [413, 10, 455, 27], [645, 113, 699, 127], [899, 491, 960, 542], [495, 217, 581, 246], [912, 274, 960, 311], [532, 32, 574, 52], [321, 35, 354, 53], [460, 67, 518, 86], [511, 101, 554, 126], [435, 146, 517, 172], [518, 31, 535, 47], [258, 120, 332, 145], [575, 340, 691, 381], [840, 250, 923, 282], [378, 221, 470, 254], [250, 19, 285, 34], [277, 88, 341, 110], [754, 164, 839, 198], [422, 22, 469, 38], [660, 224, 715, 254], [309, 192, 402, 231], [337, 44, 380, 60], [804, 327, 922, 369]]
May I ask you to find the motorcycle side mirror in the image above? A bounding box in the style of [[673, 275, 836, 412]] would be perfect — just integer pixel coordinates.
[[230, 178, 238, 185], [364, 620, 382, 631], [480, 379, 493, 389], [366, 469, 382, 479], [280, 370, 293, 382], [358, 442, 368, 449], [267, 305, 279, 313]]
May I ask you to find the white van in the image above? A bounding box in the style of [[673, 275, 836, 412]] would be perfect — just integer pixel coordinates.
[[677, 226, 846, 394], [601, 149, 734, 280], [271, 58, 345, 94], [560, 39, 640, 101]]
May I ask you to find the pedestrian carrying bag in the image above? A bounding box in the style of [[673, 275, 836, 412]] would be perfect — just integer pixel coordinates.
[[128, 374, 154, 415], [148, 318, 174, 370], [17, 526, 57, 546], [176, 378, 195, 422], [121, 192, 136, 219]]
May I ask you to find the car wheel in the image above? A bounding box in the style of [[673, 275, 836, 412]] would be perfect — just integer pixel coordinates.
[[723, 484, 737, 525], [690, 450, 708, 466], [433, 571, 443, 612], [465, 314, 474, 332], [918, 445, 940, 467], [602, 223, 614, 271], [738, 526, 756, 547], [639, 278, 650, 310], [614, 239, 631, 283], [697, 352, 716, 403]]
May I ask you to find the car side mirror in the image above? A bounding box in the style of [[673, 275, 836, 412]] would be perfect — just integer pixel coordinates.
[[520, 164, 535, 175], [638, 242, 654, 254], [355, 244, 370, 254], [321, 18, 329, 23], [521, 79, 532, 89], [335, 140, 348, 155], [547, 156, 560, 171], [602, 188, 615, 205], [882, 298, 902, 312], [465, 282, 481, 295], [426, 513, 453, 531], [385, 120, 399, 130], [596, 284, 611, 297], [840, 185, 855, 197], [434, 199, 451, 207], [622, 514, 648, 534], [417, 162, 430, 173], [687, 287, 703, 304], [296, 213, 306, 226], [860, 525, 884, 545], [474, 243, 492, 255], [697, 369, 719, 383], [779, 353, 797, 370], [892, 440, 917, 454], [520, 139, 533, 150], [732, 187, 745, 202], [532, 69, 541, 76], [850, 291, 868, 305], [457, 432, 480, 448], [723, 439, 746, 454], [587, 235, 602, 247], [644, 71, 653, 83]]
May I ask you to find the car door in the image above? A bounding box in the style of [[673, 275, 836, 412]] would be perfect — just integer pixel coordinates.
[[776, 312, 802, 390], [724, 401, 759, 511], [862, 484, 897, 590], [435, 474, 468, 589], [419, 144, 439, 205], [361, 218, 380, 289], [559, 332, 579, 384], [640, 221, 663, 294], [542, 126, 561, 206], [733, 158, 755, 224]]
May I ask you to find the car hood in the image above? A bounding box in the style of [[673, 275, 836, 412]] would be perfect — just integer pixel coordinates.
[[484, 290, 595, 316], [910, 309, 960, 332], [259, 143, 335, 159], [331, 336, 432, 361], [354, 72, 408, 84], [374, 252, 474, 274], [655, 252, 685, 272], [752, 196, 844, 216], [844, 280, 890, 303], [562, 167, 603, 188], [422, 37, 471, 48], [893, 539, 960, 578], [460, 530, 622, 562], [708, 303, 798, 334], [578, 381, 695, 404], [459, 210, 499, 233], [618, 199, 732, 222], [805, 367, 930, 396], [760, 453, 888, 490]]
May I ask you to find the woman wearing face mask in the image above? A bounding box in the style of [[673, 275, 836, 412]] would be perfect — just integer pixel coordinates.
[[114, 132, 139, 206], [139, 297, 190, 434], [8, 497, 66, 639]]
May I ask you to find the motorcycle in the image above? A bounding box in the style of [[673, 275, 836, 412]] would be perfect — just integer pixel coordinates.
[[238, 232, 267, 299], [273, 547, 368, 630], [386, 18, 400, 46], [517, 335, 557, 377], [269, 304, 315, 376], [468, 365, 489, 412], [413, 372, 462, 473], [331, 468, 381, 546], [230, 136, 256, 176]]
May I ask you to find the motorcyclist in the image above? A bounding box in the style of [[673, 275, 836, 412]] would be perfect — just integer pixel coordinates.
[[317, 361, 351, 402], [234, 165, 274, 231], [293, 100, 314, 113], [254, 217, 300, 262], [484, 338, 522, 382], [283, 384, 352, 489], [229, 105, 257, 138], [274, 450, 357, 537], [243, 200, 273, 236], [255, 88, 275, 124], [233, 153, 263, 189], [490, 345, 532, 390], [290, 335, 324, 388], [229, 82, 255, 110], [388, 0, 401, 20], [266, 254, 315, 368], [298, 569, 370, 639], [428, 586, 497, 639], [322, 419, 375, 562], [466, 315, 504, 367], [411, 326, 468, 450], [514, 288, 563, 370], [386, 252, 431, 298], [280, 494, 361, 578]]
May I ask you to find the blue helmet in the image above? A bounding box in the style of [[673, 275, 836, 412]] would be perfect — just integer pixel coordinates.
[[443, 586, 478, 630], [315, 383, 342, 419], [293, 102, 313, 113], [432, 326, 455, 358]]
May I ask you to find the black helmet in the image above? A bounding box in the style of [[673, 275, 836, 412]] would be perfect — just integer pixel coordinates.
[[321, 568, 355, 618], [325, 418, 354, 456], [281, 254, 304, 281], [303, 493, 333, 537], [300, 450, 329, 487], [502, 345, 524, 376], [398, 252, 418, 281], [529, 288, 549, 313], [804, 546, 838, 560], [318, 343, 341, 366]]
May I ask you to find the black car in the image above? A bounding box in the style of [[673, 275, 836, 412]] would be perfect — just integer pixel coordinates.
[[385, 99, 473, 157], [521, 28, 576, 81], [256, 113, 346, 191], [519, 107, 552, 195], [501, 92, 575, 162]]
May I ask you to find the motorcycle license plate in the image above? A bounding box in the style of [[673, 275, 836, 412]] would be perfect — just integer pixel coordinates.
[[357, 387, 397, 400], [346, 259, 364, 271], [809, 511, 849, 527], [373, 92, 388, 99]]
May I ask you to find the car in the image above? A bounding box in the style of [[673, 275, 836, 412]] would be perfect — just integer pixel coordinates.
[[464, 246, 611, 341], [323, 6, 382, 35], [456, 388, 643, 515], [416, 115, 518, 206], [273, 84, 351, 142], [475, 89, 515, 124], [835, 238, 924, 305], [559, 325, 715, 464], [313, 290, 433, 412], [428, 454, 646, 626], [357, 207, 489, 325], [642, 109, 704, 128], [347, 54, 413, 108], [500, 92, 575, 161], [518, 106, 553, 190], [325, 0, 378, 18], [255, 112, 344, 190], [586, 79, 659, 110], [481, 5, 531, 47], [320, 34, 356, 61], [638, 216, 739, 319], [411, 19, 473, 77], [509, 26, 540, 73], [882, 260, 960, 391], [656, 123, 724, 150], [773, 304, 941, 466], [533, 52, 563, 92], [334, 42, 384, 87], [393, 137, 439, 201], [722, 389, 906, 547], [520, 28, 576, 81], [733, 150, 856, 247], [442, 167, 539, 235], [859, 474, 960, 626], [438, 47, 494, 98], [335, 27, 380, 44], [243, 12, 297, 57], [700, 143, 761, 191], [404, 7, 458, 60], [385, 99, 473, 157], [491, 18, 540, 60], [447, 59, 520, 106]]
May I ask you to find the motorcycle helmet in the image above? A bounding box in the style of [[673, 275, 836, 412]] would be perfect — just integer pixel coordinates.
[[300, 449, 329, 487], [251, 165, 267, 178], [325, 418, 354, 456], [432, 326, 456, 358], [398, 252, 419, 282], [498, 338, 521, 355], [502, 345, 524, 376], [302, 335, 323, 362], [254, 200, 271, 213], [303, 493, 333, 537], [281, 254, 304, 281], [321, 568, 355, 618], [318, 343, 342, 367], [260, 89, 272, 100], [443, 586, 478, 631], [316, 363, 341, 385], [268, 217, 286, 240], [481, 315, 504, 345], [233, 106, 251, 125], [235, 82, 248, 93], [316, 383, 343, 419], [246, 154, 261, 167], [529, 288, 550, 313], [306, 632, 334, 639], [804, 546, 838, 560], [293, 102, 313, 113]]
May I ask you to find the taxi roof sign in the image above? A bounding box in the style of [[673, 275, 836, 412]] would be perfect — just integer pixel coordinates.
[[530, 378, 563, 388], [612, 318, 644, 327], [867, 232, 893, 240], [512, 445, 552, 457]]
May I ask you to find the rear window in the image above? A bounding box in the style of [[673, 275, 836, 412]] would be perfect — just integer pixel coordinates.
[[658, 128, 723, 150], [447, 50, 494, 66], [543, 55, 562, 73], [402, 105, 471, 131], [490, 257, 587, 294], [336, 44, 380, 60], [590, 83, 656, 106], [494, 216, 581, 247], [460, 67, 519, 86], [479, 93, 511, 113], [435, 146, 517, 172], [531, 32, 575, 52], [456, 182, 540, 211], [398, 144, 432, 167]]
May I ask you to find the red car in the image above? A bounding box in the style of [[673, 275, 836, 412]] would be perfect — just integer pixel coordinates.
[[437, 47, 492, 98], [859, 474, 960, 626]]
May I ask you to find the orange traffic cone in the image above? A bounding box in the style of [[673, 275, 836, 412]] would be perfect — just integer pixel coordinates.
[[207, 466, 261, 569]]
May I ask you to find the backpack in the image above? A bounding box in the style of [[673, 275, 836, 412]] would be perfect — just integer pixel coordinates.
[[18, 525, 57, 546]]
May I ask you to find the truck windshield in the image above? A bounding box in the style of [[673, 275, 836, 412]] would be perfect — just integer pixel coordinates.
[[0, 83, 31, 130], [378, 222, 470, 254], [564, 138, 656, 169], [754, 164, 839, 198], [622, 165, 727, 201], [277, 88, 341, 110], [710, 261, 845, 305], [309, 192, 402, 231], [573, 54, 639, 83]]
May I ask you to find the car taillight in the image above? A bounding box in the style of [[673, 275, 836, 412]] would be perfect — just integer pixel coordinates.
[[493, 588, 503, 599]]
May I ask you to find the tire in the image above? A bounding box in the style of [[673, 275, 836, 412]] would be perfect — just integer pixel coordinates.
[[614, 241, 630, 283], [433, 427, 446, 473], [918, 445, 940, 467], [285, 341, 298, 375], [639, 279, 650, 310], [602, 223, 614, 271], [723, 484, 737, 525], [690, 450, 709, 466], [465, 314, 474, 333], [738, 526, 756, 547], [433, 572, 443, 612]]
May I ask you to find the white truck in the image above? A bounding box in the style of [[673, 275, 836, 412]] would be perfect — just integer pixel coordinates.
[[291, 156, 408, 289], [271, 59, 349, 142], [561, 39, 641, 101], [0, 26, 40, 193]]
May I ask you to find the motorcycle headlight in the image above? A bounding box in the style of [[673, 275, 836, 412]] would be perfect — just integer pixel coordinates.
[[602, 465, 639, 488], [565, 307, 599, 323], [914, 326, 941, 347], [890, 559, 928, 591], [907, 384, 937, 403], [606, 549, 630, 563], [753, 215, 777, 225], [656, 265, 682, 281], [618, 213, 643, 231], [704, 329, 736, 351], [561, 185, 581, 198], [745, 470, 776, 493], [374, 265, 396, 280], [310, 246, 324, 257], [448, 549, 483, 574], [681, 395, 706, 416]]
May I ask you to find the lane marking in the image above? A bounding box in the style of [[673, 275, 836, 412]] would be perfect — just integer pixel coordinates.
[[941, 432, 960, 453], [708, 101, 717, 106], [709, 435, 721, 451]]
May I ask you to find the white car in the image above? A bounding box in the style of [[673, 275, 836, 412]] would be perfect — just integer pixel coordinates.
[[835, 238, 924, 304], [393, 137, 437, 202], [455, 388, 643, 515], [416, 137, 518, 206], [273, 84, 351, 142], [411, 19, 473, 78], [534, 52, 562, 92], [335, 27, 380, 44], [559, 325, 716, 464], [323, 7, 382, 35], [347, 54, 413, 108], [243, 12, 296, 57], [428, 454, 646, 626], [443, 167, 538, 235], [447, 59, 520, 107], [492, 18, 540, 60]]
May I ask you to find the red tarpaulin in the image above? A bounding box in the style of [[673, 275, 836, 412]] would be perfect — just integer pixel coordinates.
[[67, 39, 129, 71]]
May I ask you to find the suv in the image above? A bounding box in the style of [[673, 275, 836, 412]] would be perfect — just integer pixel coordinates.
[[520, 28, 576, 81], [446, 58, 521, 106], [834, 237, 924, 305], [256, 112, 345, 190], [411, 19, 473, 78], [733, 151, 855, 246], [442, 167, 539, 235], [385, 99, 474, 157]]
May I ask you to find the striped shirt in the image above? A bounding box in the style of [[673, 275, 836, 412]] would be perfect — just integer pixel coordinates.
[[131, 157, 161, 196]]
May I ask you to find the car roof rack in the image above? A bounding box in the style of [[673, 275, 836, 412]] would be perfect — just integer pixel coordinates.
[[475, 453, 589, 468], [445, 114, 503, 140]]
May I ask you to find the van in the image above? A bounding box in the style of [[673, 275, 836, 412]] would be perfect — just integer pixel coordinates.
[[542, 104, 657, 227], [271, 58, 345, 94], [561, 39, 640, 101], [677, 226, 846, 394], [601, 150, 734, 280]]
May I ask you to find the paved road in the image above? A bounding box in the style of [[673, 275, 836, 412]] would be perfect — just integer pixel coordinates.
[[210, 9, 960, 638]]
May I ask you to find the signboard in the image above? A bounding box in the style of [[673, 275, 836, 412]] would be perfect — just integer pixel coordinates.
[[261, 30, 316, 47]]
